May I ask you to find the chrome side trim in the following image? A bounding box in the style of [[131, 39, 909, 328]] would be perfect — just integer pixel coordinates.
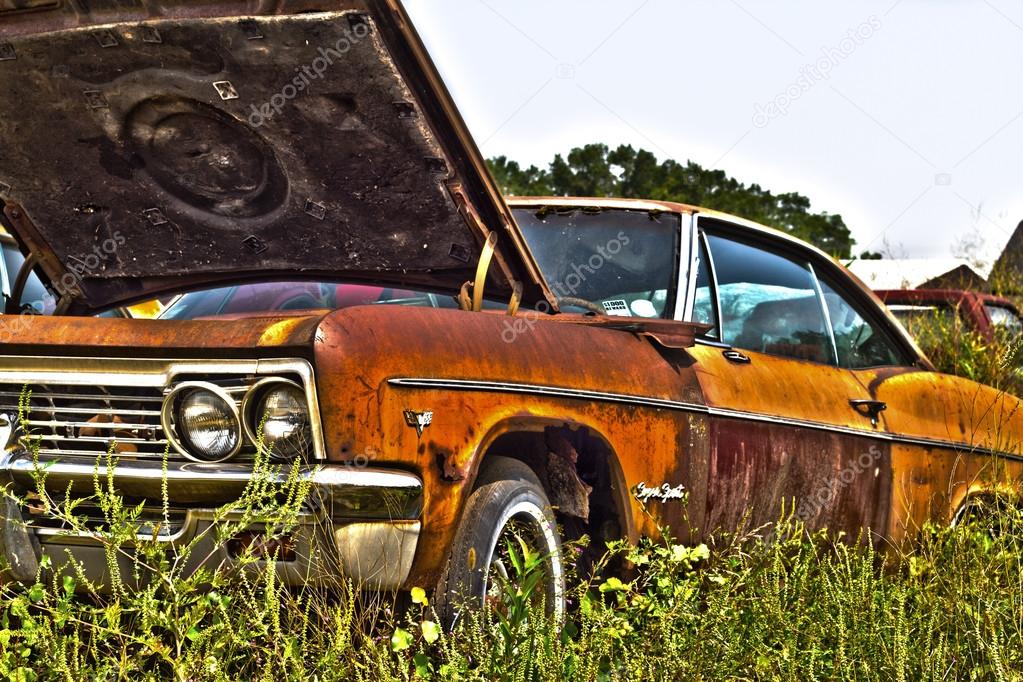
[[387, 377, 1023, 463], [388, 377, 708, 413], [698, 229, 724, 342]]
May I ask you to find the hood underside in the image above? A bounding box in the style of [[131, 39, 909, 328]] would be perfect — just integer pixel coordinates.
[[0, 1, 550, 313]]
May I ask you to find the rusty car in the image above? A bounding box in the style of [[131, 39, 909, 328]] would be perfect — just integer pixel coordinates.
[[1, 1, 1023, 622], [877, 288, 1023, 343]]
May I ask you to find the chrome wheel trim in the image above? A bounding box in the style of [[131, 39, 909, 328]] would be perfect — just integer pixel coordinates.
[[481, 498, 565, 622]]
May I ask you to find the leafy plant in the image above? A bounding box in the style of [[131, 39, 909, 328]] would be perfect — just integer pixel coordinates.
[[3, 387, 1023, 679]]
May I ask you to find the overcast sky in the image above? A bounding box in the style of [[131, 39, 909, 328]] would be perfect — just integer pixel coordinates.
[[404, 0, 1023, 266]]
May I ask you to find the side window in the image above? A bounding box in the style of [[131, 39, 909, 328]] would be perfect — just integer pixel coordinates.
[[818, 278, 906, 369], [704, 232, 833, 365]]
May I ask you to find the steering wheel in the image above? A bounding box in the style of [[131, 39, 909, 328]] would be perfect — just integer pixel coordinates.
[[557, 297, 606, 315]]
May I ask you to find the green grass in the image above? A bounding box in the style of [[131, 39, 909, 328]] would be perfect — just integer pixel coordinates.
[[3, 473, 1023, 680], [3, 305, 1023, 681]]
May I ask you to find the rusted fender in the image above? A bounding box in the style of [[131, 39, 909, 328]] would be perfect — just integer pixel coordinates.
[[313, 305, 708, 585]]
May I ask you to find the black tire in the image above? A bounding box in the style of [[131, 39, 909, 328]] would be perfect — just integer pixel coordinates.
[[435, 456, 565, 629], [953, 495, 1016, 536]]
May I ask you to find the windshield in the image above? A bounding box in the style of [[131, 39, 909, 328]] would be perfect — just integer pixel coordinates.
[[512, 207, 681, 318], [163, 207, 683, 321], [985, 304, 1023, 333], [161, 281, 461, 320], [1, 240, 56, 315]]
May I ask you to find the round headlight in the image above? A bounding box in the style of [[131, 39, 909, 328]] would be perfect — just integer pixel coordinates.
[[243, 379, 311, 462], [162, 383, 242, 463]]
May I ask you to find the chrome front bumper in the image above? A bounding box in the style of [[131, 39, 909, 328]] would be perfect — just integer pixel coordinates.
[[0, 356, 422, 591], [0, 454, 423, 591]]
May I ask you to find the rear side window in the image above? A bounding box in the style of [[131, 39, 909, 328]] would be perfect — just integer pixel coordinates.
[[818, 279, 905, 369], [704, 233, 833, 364]]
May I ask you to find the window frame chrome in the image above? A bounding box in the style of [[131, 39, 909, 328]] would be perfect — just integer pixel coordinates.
[[673, 211, 697, 322], [0, 238, 11, 303], [683, 217, 725, 342], [808, 261, 841, 367]]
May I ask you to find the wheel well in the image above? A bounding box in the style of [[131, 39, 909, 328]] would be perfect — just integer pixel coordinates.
[[952, 491, 1017, 526], [474, 424, 629, 575]]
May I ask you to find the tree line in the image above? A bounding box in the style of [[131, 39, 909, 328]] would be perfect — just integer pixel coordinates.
[[489, 143, 853, 258]]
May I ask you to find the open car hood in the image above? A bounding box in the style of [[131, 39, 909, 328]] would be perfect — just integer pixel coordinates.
[[0, 0, 552, 314]]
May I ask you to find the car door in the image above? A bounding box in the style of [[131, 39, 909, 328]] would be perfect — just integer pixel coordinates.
[[682, 217, 892, 538], [816, 274, 1023, 541]]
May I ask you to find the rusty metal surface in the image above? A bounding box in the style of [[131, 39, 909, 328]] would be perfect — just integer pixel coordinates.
[[687, 344, 893, 539], [0, 309, 324, 353], [0, 1, 553, 313], [852, 366, 1023, 543], [311, 305, 709, 584]]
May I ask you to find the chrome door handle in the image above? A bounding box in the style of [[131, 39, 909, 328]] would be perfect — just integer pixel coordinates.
[[722, 350, 751, 364], [849, 399, 887, 426]]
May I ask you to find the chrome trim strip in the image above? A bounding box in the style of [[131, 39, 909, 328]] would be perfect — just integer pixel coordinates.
[[0, 455, 417, 490], [674, 211, 697, 322], [24, 419, 160, 431], [388, 377, 708, 413], [809, 262, 840, 366], [694, 337, 732, 350], [387, 377, 1023, 462], [696, 227, 724, 341], [32, 434, 170, 446]]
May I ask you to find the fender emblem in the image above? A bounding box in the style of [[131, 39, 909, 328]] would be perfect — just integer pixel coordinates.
[[403, 409, 433, 437], [634, 481, 687, 504]]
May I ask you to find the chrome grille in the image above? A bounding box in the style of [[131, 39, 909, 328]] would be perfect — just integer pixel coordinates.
[[0, 377, 266, 461], [0, 383, 172, 459], [0, 357, 324, 463]]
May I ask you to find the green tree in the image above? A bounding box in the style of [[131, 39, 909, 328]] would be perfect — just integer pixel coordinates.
[[489, 143, 854, 258]]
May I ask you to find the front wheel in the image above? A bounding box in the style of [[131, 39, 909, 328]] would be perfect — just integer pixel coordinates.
[[435, 457, 565, 629]]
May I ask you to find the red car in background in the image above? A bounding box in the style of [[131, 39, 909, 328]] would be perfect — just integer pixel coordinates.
[[876, 289, 1023, 342]]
